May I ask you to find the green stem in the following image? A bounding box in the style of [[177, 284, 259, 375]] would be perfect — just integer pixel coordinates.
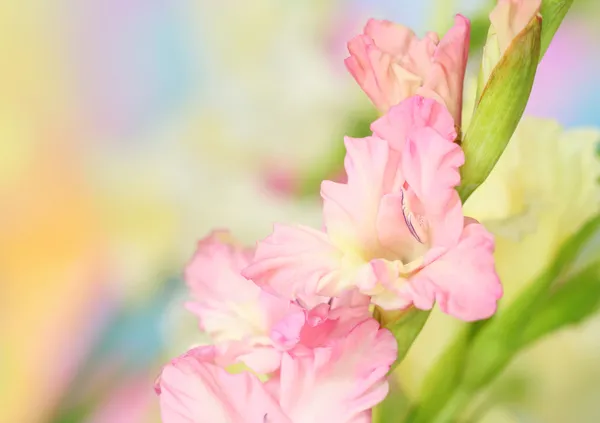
[[431, 388, 472, 423], [380, 308, 432, 373]]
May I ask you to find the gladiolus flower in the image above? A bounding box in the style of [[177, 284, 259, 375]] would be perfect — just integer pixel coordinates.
[[185, 230, 370, 373], [345, 15, 470, 127], [156, 319, 397, 423], [244, 97, 502, 321]]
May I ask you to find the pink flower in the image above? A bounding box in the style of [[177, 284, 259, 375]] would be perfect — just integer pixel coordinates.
[[244, 97, 502, 321], [156, 319, 397, 423], [345, 15, 470, 127], [185, 230, 370, 373]]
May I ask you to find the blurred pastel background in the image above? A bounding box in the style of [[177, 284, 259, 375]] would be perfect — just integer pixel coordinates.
[[1, 1, 599, 422]]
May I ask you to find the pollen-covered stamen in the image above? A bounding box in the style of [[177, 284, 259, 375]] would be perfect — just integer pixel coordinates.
[[400, 189, 426, 244]]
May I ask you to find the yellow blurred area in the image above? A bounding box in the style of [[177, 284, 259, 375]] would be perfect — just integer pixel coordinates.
[[0, 3, 103, 421], [1, 142, 106, 422]]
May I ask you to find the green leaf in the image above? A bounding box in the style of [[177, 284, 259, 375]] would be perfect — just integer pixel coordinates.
[[540, 0, 575, 57], [458, 14, 541, 203], [373, 377, 412, 423], [520, 261, 600, 346], [404, 324, 480, 423], [461, 214, 600, 391], [378, 307, 431, 370], [462, 374, 531, 423]]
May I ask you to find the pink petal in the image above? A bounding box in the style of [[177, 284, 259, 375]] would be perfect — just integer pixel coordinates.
[[346, 16, 469, 116], [271, 308, 307, 351], [243, 224, 344, 301], [331, 289, 372, 310], [184, 231, 268, 343], [418, 14, 470, 126], [345, 35, 391, 111], [267, 298, 371, 358], [400, 31, 439, 79], [207, 339, 282, 374], [278, 320, 397, 423], [296, 301, 372, 352], [370, 97, 462, 250], [406, 219, 503, 321], [345, 30, 421, 112], [346, 35, 371, 85], [156, 347, 291, 423], [366, 258, 416, 310], [185, 230, 256, 306], [371, 96, 457, 151], [236, 346, 285, 375], [185, 231, 298, 373], [363, 18, 417, 57], [321, 136, 403, 255], [401, 125, 464, 248], [376, 193, 428, 261]]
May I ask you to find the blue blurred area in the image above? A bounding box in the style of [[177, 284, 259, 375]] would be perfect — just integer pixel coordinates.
[[49, 277, 183, 422], [70, 0, 197, 139]]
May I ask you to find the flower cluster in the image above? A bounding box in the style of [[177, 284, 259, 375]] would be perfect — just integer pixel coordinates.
[[155, 11, 506, 423]]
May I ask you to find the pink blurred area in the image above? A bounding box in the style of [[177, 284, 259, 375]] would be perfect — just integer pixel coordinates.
[[1, 1, 599, 423], [526, 19, 600, 126]]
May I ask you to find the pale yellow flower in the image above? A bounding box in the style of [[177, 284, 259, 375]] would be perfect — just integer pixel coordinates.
[[464, 117, 599, 301], [398, 115, 600, 420]]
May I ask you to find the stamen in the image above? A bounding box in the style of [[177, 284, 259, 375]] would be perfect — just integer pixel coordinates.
[[400, 190, 423, 244], [295, 298, 308, 309]]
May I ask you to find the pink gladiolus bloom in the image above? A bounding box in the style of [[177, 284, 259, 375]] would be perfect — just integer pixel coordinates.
[[185, 230, 370, 373], [345, 15, 470, 127], [156, 319, 397, 423], [244, 97, 502, 321]]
